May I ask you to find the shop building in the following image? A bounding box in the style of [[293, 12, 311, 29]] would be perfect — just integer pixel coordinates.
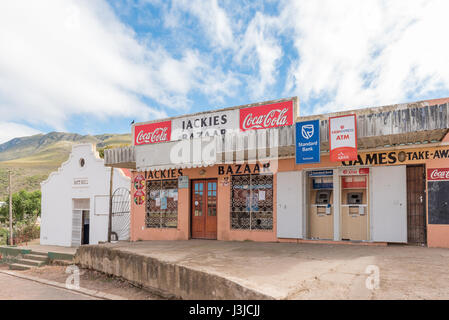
[[40, 144, 131, 246], [105, 97, 449, 248]]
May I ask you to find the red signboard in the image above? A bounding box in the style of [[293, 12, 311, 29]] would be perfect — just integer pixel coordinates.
[[133, 174, 145, 190], [134, 121, 171, 145], [133, 190, 145, 205], [341, 167, 369, 176], [329, 114, 358, 162], [239, 100, 293, 131], [427, 168, 449, 181]]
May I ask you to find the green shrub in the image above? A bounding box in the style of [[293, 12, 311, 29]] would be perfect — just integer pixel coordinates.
[[0, 228, 8, 246]]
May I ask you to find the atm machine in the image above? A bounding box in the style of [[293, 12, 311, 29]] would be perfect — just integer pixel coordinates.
[[341, 173, 369, 241], [308, 171, 334, 240]]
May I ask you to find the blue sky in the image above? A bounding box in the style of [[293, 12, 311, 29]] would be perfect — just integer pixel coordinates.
[[0, 0, 448, 143]]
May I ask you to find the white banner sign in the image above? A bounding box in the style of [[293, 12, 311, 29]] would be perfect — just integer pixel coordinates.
[[329, 114, 358, 162], [171, 109, 238, 141]]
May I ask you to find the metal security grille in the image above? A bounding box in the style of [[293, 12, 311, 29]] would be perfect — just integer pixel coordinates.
[[406, 165, 427, 245], [231, 174, 273, 230], [111, 187, 130, 241], [146, 179, 178, 228]]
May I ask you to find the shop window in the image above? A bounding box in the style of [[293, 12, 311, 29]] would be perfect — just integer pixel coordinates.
[[146, 179, 178, 228], [230, 174, 273, 230]]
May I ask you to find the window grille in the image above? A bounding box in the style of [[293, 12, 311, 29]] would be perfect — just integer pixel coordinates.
[[231, 174, 273, 230], [146, 179, 178, 228]]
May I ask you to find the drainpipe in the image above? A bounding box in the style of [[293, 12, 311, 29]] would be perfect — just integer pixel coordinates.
[[108, 167, 114, 242]]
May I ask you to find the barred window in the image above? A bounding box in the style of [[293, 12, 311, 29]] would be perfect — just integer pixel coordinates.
[[231, 174, 273, 230], [146, 179, 178, 228]]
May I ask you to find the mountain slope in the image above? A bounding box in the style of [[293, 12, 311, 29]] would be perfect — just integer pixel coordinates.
[[0, 132, 131, 198]]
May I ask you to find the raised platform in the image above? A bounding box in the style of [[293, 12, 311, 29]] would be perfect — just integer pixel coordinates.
[[75, 240, 449, 300]]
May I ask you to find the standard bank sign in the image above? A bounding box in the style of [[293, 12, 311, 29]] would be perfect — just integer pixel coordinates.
[[296, 120, 320, 164]]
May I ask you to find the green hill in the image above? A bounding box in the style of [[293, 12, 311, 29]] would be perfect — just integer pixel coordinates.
[[0, 132, 131, 199]]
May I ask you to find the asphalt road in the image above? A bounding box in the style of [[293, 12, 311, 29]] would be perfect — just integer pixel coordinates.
[[0, 272, 96, 300]]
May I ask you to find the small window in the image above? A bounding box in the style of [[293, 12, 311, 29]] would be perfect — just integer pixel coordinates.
[[79, 158, 85, 167]]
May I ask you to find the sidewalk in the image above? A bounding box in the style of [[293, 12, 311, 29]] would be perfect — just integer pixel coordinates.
[[75, 240, 449, 299]]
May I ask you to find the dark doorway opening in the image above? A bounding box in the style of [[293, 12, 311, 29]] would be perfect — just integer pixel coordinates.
[[81, 210, 90, 245]]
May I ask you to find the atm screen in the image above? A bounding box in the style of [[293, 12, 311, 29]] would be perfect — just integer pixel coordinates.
[[316, 190, 331, 204], [347, 192, 363, 204]]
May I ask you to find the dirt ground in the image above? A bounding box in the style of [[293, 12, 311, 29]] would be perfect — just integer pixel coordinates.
[[21, 265, 162, 300]]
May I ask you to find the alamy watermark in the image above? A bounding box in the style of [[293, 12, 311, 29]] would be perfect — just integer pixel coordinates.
[[65, 264, 80, 290]]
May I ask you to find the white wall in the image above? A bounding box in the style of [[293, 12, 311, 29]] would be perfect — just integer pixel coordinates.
[[40, 144, 130, 246]]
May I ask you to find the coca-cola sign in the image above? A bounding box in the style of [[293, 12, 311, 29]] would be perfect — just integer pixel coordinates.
[[427, 168, 449, 181], [239, 101, 293, 131], [134, 121, 171, 145]]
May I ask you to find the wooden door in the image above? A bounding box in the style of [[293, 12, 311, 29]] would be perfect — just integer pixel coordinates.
[[191, 180, 217, 239], [406, 165, 427, 245]]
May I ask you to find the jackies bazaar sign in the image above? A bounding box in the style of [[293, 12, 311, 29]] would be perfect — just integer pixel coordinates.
[[134, 100, 294, 145], [427, 168, 449, 181]]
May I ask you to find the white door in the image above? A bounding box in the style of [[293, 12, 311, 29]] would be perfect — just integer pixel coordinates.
[[71, 210, 82, 247], [277, 171, 304, 238], [371, 166, 407, 242]]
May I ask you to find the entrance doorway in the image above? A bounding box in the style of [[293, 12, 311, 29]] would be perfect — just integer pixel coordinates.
[[81, 210, 90, 245], [71, 198, 90, 246], [191, 180, 217, 239], [406, 165, 427, 245]]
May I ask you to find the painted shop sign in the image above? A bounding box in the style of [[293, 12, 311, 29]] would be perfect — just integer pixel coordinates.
[[329, 114, 358, 162], [134, 121, 171, 145], [133, 174, 145, 189], [427, 168, 449, 181], [239, 100, 293, 131], [171, 110, 238, 140], [341, 147, 449, 166], [134, 190, 145, 205], [144, 168, 184, 180], [218, 163, 271, 175], [73, 178, 88, 186]]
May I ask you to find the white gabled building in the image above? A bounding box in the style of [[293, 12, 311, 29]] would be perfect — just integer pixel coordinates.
[[40, 143, 131, 247]]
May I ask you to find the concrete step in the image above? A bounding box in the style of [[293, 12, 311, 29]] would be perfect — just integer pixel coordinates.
[[9, 263, 31, 271], [23, 254, 48, 262], [30, 251, 48, 257], [16, 258, 45, 267]]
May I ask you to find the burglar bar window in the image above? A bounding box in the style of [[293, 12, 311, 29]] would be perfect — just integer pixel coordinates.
[[146, 179, 178, 228], [231, 174, 273, 230]]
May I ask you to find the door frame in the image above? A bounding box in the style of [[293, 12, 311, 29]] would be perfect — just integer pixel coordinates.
[[189, 178, 218, 240], [406, 164, 427, 245]]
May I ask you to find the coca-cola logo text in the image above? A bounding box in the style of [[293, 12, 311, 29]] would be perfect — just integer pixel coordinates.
[[239, 101, 293, 131], [134, 121, 171, 145], [428, 168, 449, 181]]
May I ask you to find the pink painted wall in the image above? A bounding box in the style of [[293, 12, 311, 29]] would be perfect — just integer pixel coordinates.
[[130, 142, 449, 248]]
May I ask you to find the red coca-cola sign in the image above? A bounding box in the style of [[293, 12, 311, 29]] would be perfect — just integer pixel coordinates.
[[134, 121, 171, 145], [427, 168, 449, 181], [239, 100, 293, 131]]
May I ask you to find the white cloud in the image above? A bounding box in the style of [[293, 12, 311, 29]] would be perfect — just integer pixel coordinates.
[[282, 0, 449, 114], [236, 12, 283, 99], [0, 122, 41, 144], [173, 0, 235, 49], [0, 0, 238, 131]]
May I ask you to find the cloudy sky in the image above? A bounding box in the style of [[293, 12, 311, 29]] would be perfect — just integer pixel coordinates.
[[0, 0, 448, 143]]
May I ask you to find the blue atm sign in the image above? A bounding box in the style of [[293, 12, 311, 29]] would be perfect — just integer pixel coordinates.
[[296, 120, 320, 164]]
